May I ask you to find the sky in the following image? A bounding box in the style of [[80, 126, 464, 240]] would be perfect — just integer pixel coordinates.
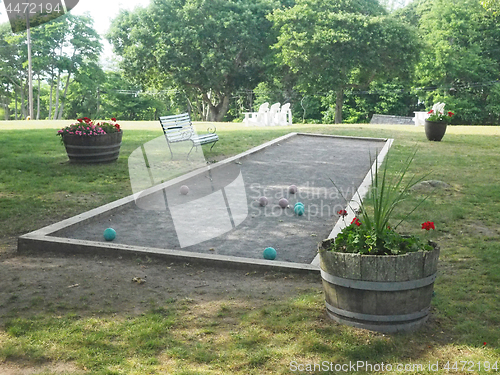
[[69, 0, 147, 35], [71, 0, 149, 62], [0, 0, 148, 62], [1, 0, 414, 63], [0, 0, 146, 34]]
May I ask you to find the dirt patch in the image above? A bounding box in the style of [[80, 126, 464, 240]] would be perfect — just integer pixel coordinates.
[[0, 239, 321, 372], [459, 221, 499, 238], [0, 240, 321, 323], [0, 361, 83, 375]]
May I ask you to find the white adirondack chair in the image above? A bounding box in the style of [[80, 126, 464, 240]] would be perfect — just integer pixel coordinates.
[[268, 102, 281, 126], [243, 102, 269, 126], [277, 103, 292, 125], [413, 111, 429, 126]]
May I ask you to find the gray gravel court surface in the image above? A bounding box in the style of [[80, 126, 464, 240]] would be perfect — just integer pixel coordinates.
[[51, 134, 387, 264]]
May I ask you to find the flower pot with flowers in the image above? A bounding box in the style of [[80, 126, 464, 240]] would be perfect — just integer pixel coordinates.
[[319, 149, 439, 333], [425, 102, 454, 141], [57, 117, 123, 163]]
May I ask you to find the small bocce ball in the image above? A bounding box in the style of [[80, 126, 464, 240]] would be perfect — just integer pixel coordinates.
[[294, 202, 304, 209], [263, 247, 277, 260], [180, 185, 189, 195], [294, 205, 305, 216], [103, 228, 116, 241], [259, 196, 269, 206], [278, 198, 289, 208], [288, 184, 298, 194]]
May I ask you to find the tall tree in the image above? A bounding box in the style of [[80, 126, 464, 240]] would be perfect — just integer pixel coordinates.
[[26, 13, 102, 119], [108, 0, 277, 121], [0, 23, 25, 119], [269, 0, 420, 123]]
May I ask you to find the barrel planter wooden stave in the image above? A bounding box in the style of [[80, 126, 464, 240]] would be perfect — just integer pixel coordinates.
[[319, 238, 439, 333], [62, 131, 123, 163]]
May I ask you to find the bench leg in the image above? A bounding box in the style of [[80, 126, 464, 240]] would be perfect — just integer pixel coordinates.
[[165, 137, 174, 159], [209, 141, 217, 151], [187, 144, 196, 159]]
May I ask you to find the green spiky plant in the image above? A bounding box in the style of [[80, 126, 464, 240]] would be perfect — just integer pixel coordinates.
[[328, 148, 435, 255]]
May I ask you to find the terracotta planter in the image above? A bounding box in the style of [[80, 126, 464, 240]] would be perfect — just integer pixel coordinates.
[[62, 131, 123, 163], [424, 120, 447, 141], [318, 238, 440, 333]]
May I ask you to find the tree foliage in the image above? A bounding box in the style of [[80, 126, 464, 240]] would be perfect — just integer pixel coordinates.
[[108, 0, 278, 121], [413, 0, 500, 124], [0, 13, 102, 119], [269, 0, 420, 123]]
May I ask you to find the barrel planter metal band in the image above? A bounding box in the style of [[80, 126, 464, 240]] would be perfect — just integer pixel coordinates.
[[325, 301, 430, 322], [320, 270, 437, 291], [319, 239, 440, 333], [63, 131, 123, 163]]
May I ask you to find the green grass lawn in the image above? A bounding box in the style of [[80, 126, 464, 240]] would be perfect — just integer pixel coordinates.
[[1, 122, 499, 374]]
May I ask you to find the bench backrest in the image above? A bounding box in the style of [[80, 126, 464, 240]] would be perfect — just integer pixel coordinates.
[[159, 113, 195, 143]]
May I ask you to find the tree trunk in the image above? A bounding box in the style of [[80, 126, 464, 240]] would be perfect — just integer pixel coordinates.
[[335, 88, 344, 124], [57, 68, 72, 119], [15, 89, 18, 120], [21, 80, 26, 119], [48, 78, 54, 119], [53, 71, 61, 120], [3, 96, 10, 120], [36, 77, 41, 120], [207, 95, 230, 122], [96, 86, 100, 118]]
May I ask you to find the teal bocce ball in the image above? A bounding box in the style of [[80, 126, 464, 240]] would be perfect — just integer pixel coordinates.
[[263, 247, 277, 260], [294, 202, 304, 209], [294, 205, 305, 216], [103, 228, 116, 241]]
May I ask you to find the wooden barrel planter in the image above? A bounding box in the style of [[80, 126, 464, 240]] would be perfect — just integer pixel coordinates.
[[318, 238, 440, 333], [62, 131, 123, 163]]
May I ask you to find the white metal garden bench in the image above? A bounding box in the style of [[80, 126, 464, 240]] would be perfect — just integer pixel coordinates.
[[159, 113, 218, 158]]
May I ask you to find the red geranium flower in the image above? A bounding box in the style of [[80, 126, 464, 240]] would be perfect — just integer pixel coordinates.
[[351, 217, 361, 226], [111, 117, 117, 122], [427, 109, 434, 114], [448, 111, 454, 117], [337, 209, 348, 217], [421, 221, 435, 230]]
